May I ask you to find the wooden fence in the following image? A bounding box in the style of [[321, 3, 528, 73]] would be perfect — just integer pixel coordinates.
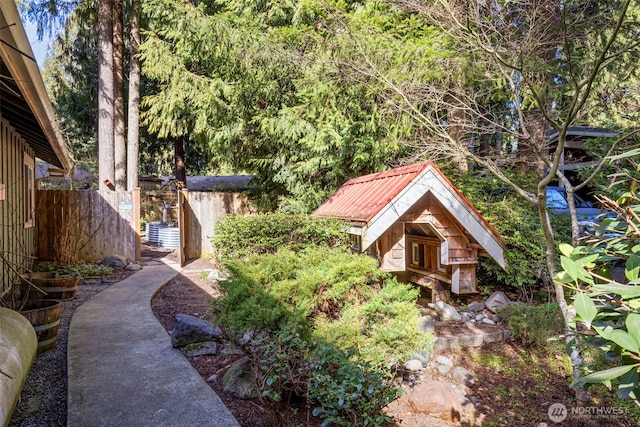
[[178, 190, 257, 262], [36, 189, 140, 262]]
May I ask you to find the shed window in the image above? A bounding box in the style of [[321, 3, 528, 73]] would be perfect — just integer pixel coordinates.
[[24, 152, 35, 228], [407, 235, 446, 273]]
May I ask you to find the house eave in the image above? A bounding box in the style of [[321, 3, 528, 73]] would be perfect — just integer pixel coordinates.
[[0, 2, 72, 171]]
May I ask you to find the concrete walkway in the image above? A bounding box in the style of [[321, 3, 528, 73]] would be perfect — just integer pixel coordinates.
[[67, 260, 240, 427]]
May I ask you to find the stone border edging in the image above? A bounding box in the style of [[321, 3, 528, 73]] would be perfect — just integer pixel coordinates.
[[434, 329, 510, 351]]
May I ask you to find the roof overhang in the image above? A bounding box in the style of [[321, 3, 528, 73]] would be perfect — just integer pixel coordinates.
[[0, 2, 72, 170]]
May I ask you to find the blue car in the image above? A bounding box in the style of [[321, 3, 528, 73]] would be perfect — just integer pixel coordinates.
[[546, 186, 615, 234]]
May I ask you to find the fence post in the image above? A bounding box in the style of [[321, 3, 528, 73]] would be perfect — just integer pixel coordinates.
[[179, 189, 188, 267], [134, 188, 141, 261]]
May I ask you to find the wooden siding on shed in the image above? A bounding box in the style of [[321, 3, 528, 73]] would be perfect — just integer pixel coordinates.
[[379, 222, 405, 271], [403, 193, 476, 264], [0, 118, 35, 296]]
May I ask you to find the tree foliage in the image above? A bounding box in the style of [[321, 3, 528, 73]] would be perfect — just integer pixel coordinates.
[[140, 0, 445, 210], [40, 3, 99, 172]]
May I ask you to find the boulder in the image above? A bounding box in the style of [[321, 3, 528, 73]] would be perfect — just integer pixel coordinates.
[[404, 359, 424, 372], [411, 351, 431, 365], [437, 364, 452, 374], [436, 355, 453, 366], [125, 262, 142, 271], [170, 314, 223, 348], [434, 301, 462, 322], [219, 344, 244, 356], [417, 316, 436, 333], [184, 341, 218, 357], [101, 254, 128, 270], [485, 291, 512, 314], [222, 357, 259, 399], [408, 381, 463, 421], [467, 301, 486, 313], [451, 366, 475, 386]]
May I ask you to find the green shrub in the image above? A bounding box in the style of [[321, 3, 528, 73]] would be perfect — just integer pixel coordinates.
[[497, 302, 565, 347], [320, 278, 433, 365], [211, 213, 349, 261], [214, 247, 389, 335], [213, 246, 431, 425], [214, 246, 430, 365], [253, 328, 398, 427], [34, 262, 112, 278], [308, 344, 397, 427]]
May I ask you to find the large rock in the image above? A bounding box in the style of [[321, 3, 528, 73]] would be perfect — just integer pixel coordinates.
[[170, 314, 223, 348], [101, 254, 128, 270], [451, 366, 475, 386], [408, 381, 463, 421], [485, 291, 512, 314], [404, 359, 424, 372], [467, 301, 486, 313], [222, 357, 259, 399], [417, 316, 436, 333], [434, 301, 462, 322], [184, 341, 218, 357], [125, 262, 142, 271], [436, 355, 453, 366]]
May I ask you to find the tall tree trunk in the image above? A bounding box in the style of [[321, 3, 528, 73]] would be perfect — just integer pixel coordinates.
[[113, 0, 126, 191], [516, 109, 547, 174], [448, 80, 468, 172], [175, 137, 187, 185], [98, 0, 115, 192], [126, 0, 141, 191]]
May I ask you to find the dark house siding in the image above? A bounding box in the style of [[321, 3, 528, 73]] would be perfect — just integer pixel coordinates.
[[0, 117, 35, 296]]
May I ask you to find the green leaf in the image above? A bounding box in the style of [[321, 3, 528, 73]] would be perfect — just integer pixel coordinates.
[[561, 256, 579, 282], [592, 284, 640, 298], [573, 292, 597, 328], [627, 313, 640, 348], [578, 254, 600, 269], [626, 255, 640, 283], [617, 368, 638, 399], [609, 148, 640, 161], [593, 324, 613, 340], [610, 330, 640, 353], [559, 243, 575, 258], [572, 364, 637, 387]]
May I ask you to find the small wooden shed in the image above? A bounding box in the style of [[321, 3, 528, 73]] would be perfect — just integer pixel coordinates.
[[314, 162, 507, 295]]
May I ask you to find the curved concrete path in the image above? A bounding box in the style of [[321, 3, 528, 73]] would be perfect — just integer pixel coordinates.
[[67, 260, 239, 427]]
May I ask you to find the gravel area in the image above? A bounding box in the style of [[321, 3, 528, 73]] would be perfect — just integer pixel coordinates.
[[8, 277, 124, 427]]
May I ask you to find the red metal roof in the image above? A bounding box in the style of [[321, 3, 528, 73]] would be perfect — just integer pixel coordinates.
[[314, 162, 431, 222]]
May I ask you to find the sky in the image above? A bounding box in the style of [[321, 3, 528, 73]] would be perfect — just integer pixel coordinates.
[[22, 17, 51, 68]]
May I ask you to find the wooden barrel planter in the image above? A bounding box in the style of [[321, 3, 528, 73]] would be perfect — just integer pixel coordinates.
[[23, 272, 81, 302], [20, 300, 63, 354]]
